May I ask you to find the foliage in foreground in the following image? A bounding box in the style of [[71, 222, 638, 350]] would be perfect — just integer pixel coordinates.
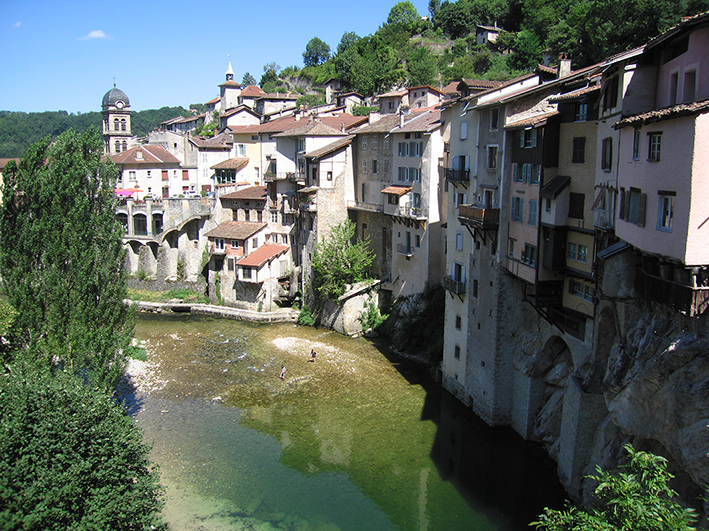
[[0, 128, 132, 390], [532, 444, 700, 531], [311, 219, 375, 301], [0, 366, 165, 530]]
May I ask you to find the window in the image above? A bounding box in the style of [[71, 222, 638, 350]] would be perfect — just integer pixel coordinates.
[[487, 146, 498, 169], [454, 345, 460, 359], [670, 72, 679, 105], [684, 70, 696, 102], [115, 140, 120, 153], [578, 245, 588, 263], [228, 259, 234, 271], [601, 137, 613, 171], [572, 137, 585, 164], [361, 183, 367, 202], [182, 169, 189, 180], [372, 160, 378, 174], [455, 315, 462, 329], [490, 108, 499, 130], [455, 232, 464, 250], [511, 196, 523, 222], [520, 128, 537, 148], [362, 136, 368, 150], [508, 238, 515, 258], [231, 240, 239, 249], [410, 167, 420, 182], [122, 140, 127, 152], [575, 102, 588, 122], [633, 129, 641, 160], [242, 267, 252, 280], [383, 137, 390, 150], [271, 211, 278, 223], [415, 234, 421, 248], [603, 76, 619, 111], [121, 119, 126, 131], [129, 170, 136, 181], [545, 197, 551, 213], [528, 200, 537, 226], [648, 132, 662, 161], [372, 136, 378, 150], [215, 238, 225, 250], [473, 279, 478, 298], [657, 192, 675, 232], [388, 194, 398, 205], [398, 142, 409, 157], [569, 193, 585, 220], [620, 187, 647, 227], [238, 144, 247, 156], [398, 167, 408, 181], [362, 160, 367, 173], [570, 280, 595, 302], [567, 242, 577, 260], [522, 244, 537, 266]]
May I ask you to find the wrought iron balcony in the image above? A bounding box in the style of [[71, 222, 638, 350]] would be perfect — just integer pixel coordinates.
[[458, 204, 500, 229], [442, 275, 466, 295], [443, 167, 470, 183]]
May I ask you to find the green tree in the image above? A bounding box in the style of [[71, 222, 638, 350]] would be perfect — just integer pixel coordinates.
[[311, 219, 374, 300], [296, 94, 325, 109], [303, 37, 331, 67], [0, 366, 165, 530], [260, 62, 281, 87], [337, 31, 360, 54], [387, 1, 421, 31], [509, 29, 543, 70], [241, 72, 257, 85], [407, 47, 439, 86], [0, 128, 132, 390], [532, 444, 700, 531]]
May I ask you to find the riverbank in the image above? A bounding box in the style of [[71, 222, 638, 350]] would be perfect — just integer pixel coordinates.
[[125, 299, 299, 323]]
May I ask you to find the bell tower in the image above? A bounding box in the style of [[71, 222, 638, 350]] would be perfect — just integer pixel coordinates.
[[101, 84, 132, 155]]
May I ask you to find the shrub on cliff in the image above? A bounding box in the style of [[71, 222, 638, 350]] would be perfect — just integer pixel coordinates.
[[532, 444, 700, 531]]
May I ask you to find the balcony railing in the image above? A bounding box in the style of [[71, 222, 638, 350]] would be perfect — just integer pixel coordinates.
[[347, 200, 384, 213], [458, 204, 500, 229], [636, 267, 709, 317], [396, 243, 413, 256], [442, 275, 466, 295], [443, 167, 470, 183], [593, 209, 615, 230], [399, 204, 427, 219]]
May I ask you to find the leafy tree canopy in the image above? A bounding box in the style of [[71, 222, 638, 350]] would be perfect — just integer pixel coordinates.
[[0, 128, 132, 390], [241, 72, 257, 85], [337, 31, 360, 55], [532, 444, 700, 531], [0, 365, 165, 530], [387, 1, 421, 30], [311, 219, 375, 300], [260, 62, 281, 87], [303, 37, 331, 67]]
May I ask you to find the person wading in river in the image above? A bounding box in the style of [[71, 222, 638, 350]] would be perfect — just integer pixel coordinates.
[[310, 349, 316, 363], [280, 365, 286, 380]]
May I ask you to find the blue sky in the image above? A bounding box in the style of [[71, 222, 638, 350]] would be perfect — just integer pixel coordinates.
[[0, 0, 431, 113]]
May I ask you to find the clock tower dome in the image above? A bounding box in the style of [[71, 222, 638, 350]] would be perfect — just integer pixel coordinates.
[[101, 85, 132, 155]]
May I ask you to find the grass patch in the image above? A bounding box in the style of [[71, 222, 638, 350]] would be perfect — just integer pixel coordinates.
[[127, 287, 208, 304], [125, 345, 148, 361]]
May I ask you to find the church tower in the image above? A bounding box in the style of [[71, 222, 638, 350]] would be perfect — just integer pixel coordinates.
[[219, 61, 242, 113], [101, 85, 132, 155]]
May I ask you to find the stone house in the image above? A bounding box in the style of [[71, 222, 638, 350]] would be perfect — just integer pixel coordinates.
[[112, 144, 189, 200]]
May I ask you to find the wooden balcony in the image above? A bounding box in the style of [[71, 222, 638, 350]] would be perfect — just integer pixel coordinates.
[[442, 275, 466, 295], [636, 267, 709, 317], [458, 204, 500, 229]]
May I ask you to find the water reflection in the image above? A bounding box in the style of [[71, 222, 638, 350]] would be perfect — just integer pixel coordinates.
[[131, 313, 565, 530]]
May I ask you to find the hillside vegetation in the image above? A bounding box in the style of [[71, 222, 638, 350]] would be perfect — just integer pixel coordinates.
[[2, 0, 708, 157]]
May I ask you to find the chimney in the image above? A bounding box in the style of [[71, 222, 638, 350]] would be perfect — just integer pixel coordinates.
[[368, 112, 381, 125], [558, 53, 571, 78], [400, 111, 405, 129]]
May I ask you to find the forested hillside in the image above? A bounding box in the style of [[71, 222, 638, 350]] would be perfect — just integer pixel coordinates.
[[0, 106, 190, 158], [3, 0, 708, 157]]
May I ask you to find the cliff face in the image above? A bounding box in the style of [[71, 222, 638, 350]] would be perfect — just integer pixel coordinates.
[[531, 299, 709, 508]]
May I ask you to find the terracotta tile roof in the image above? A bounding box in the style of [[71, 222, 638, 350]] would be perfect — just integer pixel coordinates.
[[614, 98, 709, 129], [237, 243, 290, 268], [111, 145, 181, 165], [505, 110, 559, 129], [537, 64, 558, 76], [220, 185, 266, 200], [395, 110, 441, 133], [352, 109, 430, 134], [461, 78, 504, 89], [192, 132, 234, 149], [205, 221, 266, 240], [219, 80, 241, 88], [304, 135, 354, 159], [381, 185, 411, 196], [378, 89, 408, 98], [408, 85, 446, 96], [211, 158, 249, 171], [441, 81, 461, 95], [241, 85, 266, 97], [256, 93, 300, 101], [273, 121, 347, 138], [549, 85, 601, 102], [205, 96, 220, 105]]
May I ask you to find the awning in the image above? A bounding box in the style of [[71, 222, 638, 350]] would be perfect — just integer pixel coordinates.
[[540, 175, 570, 199], [381, 185, 412, 196], [298, 186, 318, 194]]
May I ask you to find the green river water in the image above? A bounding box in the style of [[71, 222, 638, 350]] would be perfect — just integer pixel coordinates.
[[130, 312, 566, 531]]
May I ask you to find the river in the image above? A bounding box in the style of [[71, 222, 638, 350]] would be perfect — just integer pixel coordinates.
[[128, 312, 566, 531]]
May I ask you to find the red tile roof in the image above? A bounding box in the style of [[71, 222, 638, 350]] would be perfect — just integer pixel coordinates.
[[211, 158, 249, 171], [237, 243, 290, 268], [381, 185, 412, 196], [111, 145, 181, 165], [220, 185, 267, 200], [205, 221, 266, 240], [241, 85, 266, 98]]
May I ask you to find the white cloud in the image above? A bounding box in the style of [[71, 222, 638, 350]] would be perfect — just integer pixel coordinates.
[[13, 21, 21, 28], [79, 30, 109, 40]]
